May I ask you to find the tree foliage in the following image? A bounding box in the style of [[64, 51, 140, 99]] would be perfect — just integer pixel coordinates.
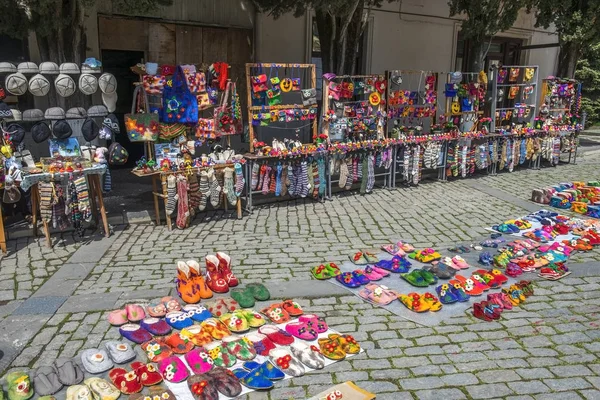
[[531, 0, 600, 78], [251, 0, 394, 75], [448, 0, 531, 72], [575, 43, 600, 126]]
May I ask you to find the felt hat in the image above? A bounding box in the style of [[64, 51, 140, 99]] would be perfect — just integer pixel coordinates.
[[44, 107, 66, 120], [103, 113, 120, 134], [29, 74, 51, 96], [79, 74, 98, 95], [39, 61, 60, 75], [81, 118, 99, 142], [81, 57, 102, 74], [160, 65, 176, 76], [98, 73, 117, 94], [55, 74, 76, 97], [102, 91, 117, 112], [17, 62, 39, 74], [6, 123, 25, 144], [145, 62, 158, 75], [5, 73, 28, 95], [59, 62, 80, 75], [0, 62, 17, 74], [449, 72, 463, 84], [31, 121, 51, 143], [52, 119, 73, 139], [0, 101, 12, 118], [66, 107, 87, 119], [22, 109, 44, 122], [10, 109, 22, 121], [88, 105, 108, 117]]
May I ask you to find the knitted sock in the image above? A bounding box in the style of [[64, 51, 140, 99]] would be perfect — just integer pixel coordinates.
[[306, 162, 313, 194], [357, 156, 363, 180], [424, 144, 432, 169], [385, 148, 393, 169], [187, 173, 201, 210], [269, 169, 277, 194], [353, 156, 359, 183], [224, 167, 237, 206], [262, 166, 271, 195], [69, 181, 84, 237], [317, 158, 326, 197], [208, 168, 222, 207], [289, 165, 297, 196], [413, 146, 421, 184], [520, 139, 526, 164], [257, 165, 266, 192], [275, 164, 283, 196], [367, 154, 375, 193], [176, 175, 190, 229], [403, 149, 410, 181], [166, 175, 177, 215], [280, 164, 288, 196], [75, 176, 92, 222], [103, 163, 112, 193], [312, 162, 320, 199], [198, 171, 209, 211], [251, 163, 260, 190], [339, 159, 349, 189], [53, 186, 69, 231], [234, 163, 245, 196], [300, 161, 309, 198], [376, 151, 383, 168], [360, 156, 369, 194], [38, 182, 53, 223], [345, 158, 353, 190]]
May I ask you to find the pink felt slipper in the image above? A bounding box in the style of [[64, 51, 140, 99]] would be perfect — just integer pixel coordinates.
[[285, 321, 319, 341], [184, 347, 214, 374], [158, 356, 189, 383], [299, 314, 328, 333], [451, 256, 471, 269], [125, 304, 145, 322], [363, 266, 384, 281], [381, 243, 406, 257], [370, 265, 390, 277], [108, 309, 127, 326]]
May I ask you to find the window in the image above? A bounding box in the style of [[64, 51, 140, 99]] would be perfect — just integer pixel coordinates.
[[455, 34, 523, 71]]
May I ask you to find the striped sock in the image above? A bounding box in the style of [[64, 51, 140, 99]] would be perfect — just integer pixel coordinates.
[[251, 163, 260, 190], [289, 165, 297, 196], [198, 171, 209, 211], [281, 165, 288, 196], [224, 167, 237, 206], [262, 166, 271, 195], [339, 159, 348, 189], [360, 156, 368, 194], [300, 161, 309, 197], [318, 158, 326, 197], [166, 175, 177, 215], [269, 168, 277, 193], [353, 157, 359, 183], [275, 164, 283, 196], [234, 163, 245, 196], [345, 158, 354, 189], [208, 168, 222, 207], [187, 173, 201, 210], [176, 175, 190, 229], [367, 154, 375, 192], [312, 162, 320, 199]]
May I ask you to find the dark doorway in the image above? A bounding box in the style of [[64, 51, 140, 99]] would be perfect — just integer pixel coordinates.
[[456, 35, 523, 72], [101, 49, 145, 167]]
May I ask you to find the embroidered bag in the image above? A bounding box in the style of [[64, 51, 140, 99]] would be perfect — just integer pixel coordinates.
[[195, 118, 216, 140], [197, 92, 211, 110], [159, 123, 187, 141], [302, 88, 317, 106], [143, 74, 166, 95], [162, 66, 198, 124], [215, 81, 238, 136], [125, 85, 159, 142]]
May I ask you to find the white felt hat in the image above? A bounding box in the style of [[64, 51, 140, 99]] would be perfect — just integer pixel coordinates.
[[79, 74, 98, 95], [98, 73, 117, 94], [28, 74, 51, 97], [54, 74, 76, 97], [17, 62, 39, 74], [5, 73, 28, 95], [39, 62, 60, 75]]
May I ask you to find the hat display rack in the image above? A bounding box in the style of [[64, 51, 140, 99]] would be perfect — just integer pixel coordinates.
[[245, 63, 319, 153], [385, 69, 442, 187]]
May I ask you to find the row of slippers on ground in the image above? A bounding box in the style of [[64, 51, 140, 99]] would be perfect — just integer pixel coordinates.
[[531, 181, 600, 218]]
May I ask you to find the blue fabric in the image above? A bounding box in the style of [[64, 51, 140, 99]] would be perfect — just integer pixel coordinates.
[[162, 66, 198, 124]]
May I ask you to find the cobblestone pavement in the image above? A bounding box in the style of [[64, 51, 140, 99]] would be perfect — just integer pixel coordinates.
[[1, 141, 600, 399]]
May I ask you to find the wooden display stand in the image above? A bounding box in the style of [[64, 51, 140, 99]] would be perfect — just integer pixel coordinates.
[[245, 63, 318, 152], [0, 199, 6, 254]]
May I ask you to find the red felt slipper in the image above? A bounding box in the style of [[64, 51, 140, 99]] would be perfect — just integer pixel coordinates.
[[109, 367, 143, 395], [258, 324, 295, 345], [281, 299, 303, 316], [131, 361, 162, 386], [205, 255, 229, 293]]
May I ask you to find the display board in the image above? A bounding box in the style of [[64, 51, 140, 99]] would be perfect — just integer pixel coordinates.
[[490, 65, 539, 132]]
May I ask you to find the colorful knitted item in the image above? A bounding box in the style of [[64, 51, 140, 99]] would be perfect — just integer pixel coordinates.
[[166, 175, 177, 215], [360, 156, 368, 195], [52, 185, 69, 230], [223, 167, 237, 206], [38, 182, 54, 223], [188, 173, 201, 210], [208, 168, 222, 207], [269, 168, 277, 194], [317, 157, 326, 198], [367, 153, 375, 193], [280, 165, 289, 197], [69, 181, 84, 237], [234, 163, 245, 196], [251, 163, 259, 190], [275, 164, 283, 197], [176, 175, 190, 229], [74, 177, 92, 222], [312, 162, 320, 199], [300, 161, 309, 198], [198, 171, 209, 211], [345, 158, 353, 190]]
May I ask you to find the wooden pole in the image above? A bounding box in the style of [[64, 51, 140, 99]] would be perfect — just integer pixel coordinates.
[[151, 174, 161, 226], [0, 193, 6, 254], [91, 175, 110, 238], [311, 65, 318, 142], [246, 63, 255, 152]]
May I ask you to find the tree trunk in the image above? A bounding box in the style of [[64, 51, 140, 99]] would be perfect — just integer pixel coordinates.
[[467, 40, 485, 73], [557, 41, 580, 78], [315, 10, 334, 75]]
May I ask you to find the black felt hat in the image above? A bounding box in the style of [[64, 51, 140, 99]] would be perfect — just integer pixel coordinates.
[[52, 119, 72, 139], [81, 118, 99, 142], [31, 121, 51, 143], [103, 113, 120, 134], [6, 123, 25, 144]]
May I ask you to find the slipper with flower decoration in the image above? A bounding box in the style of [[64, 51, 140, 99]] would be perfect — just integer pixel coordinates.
[[139, 318, 171, 336], [239, 309, 266, 328], [505, 262, 523, 277], [285, 321, 319, 341], [83, 377, 120, 400], [223, 335, 257, 361], [108, 310, 128, 326], [381, 242, 406, 257], [5, 371, 33, 400], [352, 270, 371, 285], [184, 347, 214, 374], [401, 270, 430, 287], [409, 248, 441, 263], [183, 304, 212, 322], [141, 340, 172, 363], [469, 274, 491, 291], [261, 304, 291, 324], [517, 280, 534, 297], [108, 368, 143, 394], [160, 296, 182, 313], [361, 250, 379, 263], [282, 299, 303, 316], [180, 325, 213, 347], [398, 293, 431, 312], [131, 361, 162, 386], [336, 272, 361, 288], [371, 265, 391, 277], [144, 300, 167, 318], [200, 318, 231, 340], [220, 311, 249, 333], [245, 332, 277, 356], [291, 342, 326, 369], [187, 375, 219, 400], [268, 348, 305, 377], [501, 287, 521, 306], [359, 284, 398, 305], [375, 255, 411, 273], [448, 282, 470, 302], [473, 270, 500, 288], [479, 252, 493, 266], [349, 251, 368, 265], [421, 292, 442, 311], [164, 311, 193, 330], [450, 275, 483, 296], [318, 337, 346, 360], [436, 284, 459, 304], [258, 324, 295, 345], [328, 333, 361, 354], [205, 343, 236, 368], [311, 264, 333, 280], [231, 366, 274, 390], [203, 367, 243, 398], [299, 314, 329, 333], [162, 332, 194, 354], [363, 265, 384, 281]]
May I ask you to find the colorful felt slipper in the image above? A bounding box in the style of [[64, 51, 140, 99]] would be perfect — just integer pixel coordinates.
[[158, 357, 189, 383], [125, 304, 145, 322], [220, 310, 250, 333], [282, 299, 303, 316], [261, 304, 291, 323], [398, 293, 431, 312], [240, 309, 267, 327], [161, 296, 182, 312], [187, 374, 219, 400], [107, 309, 127, 326], [401, 270, 429, 287], [200, 318, 230, 339], [230, 288, 255, 308], [336, 272, 361, 288], [205, 343, 236, 368], [371, 265, 391, 277], [164, 311, 193, 330], [180, 325, 213, 347], [409, 248, 442, 263], [204, 367, 243, 398], [5, 371, 33, 400], [223, 335, 257, 361], [131, 361, 162, 386], [162, 332, 195, 354], [108, 368, 142, 395], [269, 348, 306, 377], [258, 324, 295, 345], [328, 333, 361, 354], [363, 265, 384, 281], [139, 317, 171, 336], [349, 251, 368, 265], [285, 321, 319, 341], [185, 348, 215, 374], [318, 337, 346, 360], [325, 262, 341, 277], [246, 283, 271, 301], [436, 283, 459, 304], [381, 243, 406, 257], [232, 365, 275, 390], [438, 257, 461, 271], [183, 304, 213, 322], [421, 292, 442, 312], [311, 264, 332, 280], [375, 256, 411, 273], [66, 385, 95, 400], [146, 301, 167, 319], [470, 274, 491, 291], [119, 324, 153, 344], [142, 339, 173, 363], [290, 342, 326, 369], [245, 332, 277, 356], [451, 256, 470, 269], [84, 377, 120, 400], [299, 314, 329, 333], [352, 270, 371, 285], [449, 276, 483, 296], [359, 284, 397, 305], [80, 348, 114, 374]]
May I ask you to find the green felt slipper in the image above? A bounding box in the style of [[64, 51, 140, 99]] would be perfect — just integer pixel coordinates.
[[246, 283, 270, 301], [311, 264, 330, 280], [231, 289, 256, 308], [416, 269, 438, 285], [400, 271, 429, 287], [5, 371, 33, 400]]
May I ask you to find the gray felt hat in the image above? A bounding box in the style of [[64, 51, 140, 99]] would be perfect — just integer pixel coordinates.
[[39, 62, 60, 75], [60, 62, 80, 75], [17, 62, 39, 74], [28, 74, 51, 96], [88, 104, 108, 117], [66, 107, 87, 119], [5, 73, 28, 95], [0, 62, 17, 74], [44, 107, 65, 121], [22, 109, 44, 122]]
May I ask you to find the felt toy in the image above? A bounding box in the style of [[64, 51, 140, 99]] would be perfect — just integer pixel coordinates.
[[95, 147, 108, 163]]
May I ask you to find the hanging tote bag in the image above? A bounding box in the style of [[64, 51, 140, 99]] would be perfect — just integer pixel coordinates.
[[162, 66, 198, 124], [214, 81, 237, 136], [159, 123, 187, 141], [124, 85, 159, 142]]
